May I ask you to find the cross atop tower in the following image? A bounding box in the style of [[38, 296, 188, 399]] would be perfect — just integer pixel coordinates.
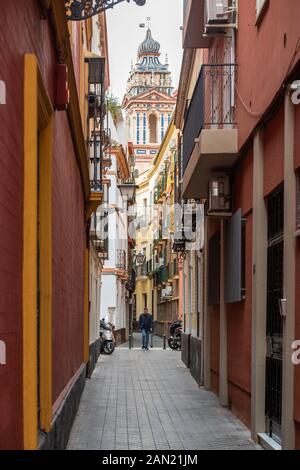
[[146, 17, 151, 29]]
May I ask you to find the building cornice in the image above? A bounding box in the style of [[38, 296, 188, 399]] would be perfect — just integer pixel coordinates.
[[123, 90, 176, 109], [111, 145, 130, 180], [50, 0, 90, 202], [174, 48, 195, 130]]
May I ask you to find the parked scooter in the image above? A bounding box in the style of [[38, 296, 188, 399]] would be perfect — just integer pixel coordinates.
[[168, 320, 182, 350], [100, 319, 115, 355]]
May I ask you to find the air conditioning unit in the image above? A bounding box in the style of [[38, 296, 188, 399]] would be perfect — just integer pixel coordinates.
[[207, 174, 232, 217], [206, 0, 229, 25]]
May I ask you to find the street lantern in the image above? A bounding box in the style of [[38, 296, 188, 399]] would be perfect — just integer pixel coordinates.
[[117, 182, 137, 204], [132, 252, 146, 267], [65, 0, 146, 21]]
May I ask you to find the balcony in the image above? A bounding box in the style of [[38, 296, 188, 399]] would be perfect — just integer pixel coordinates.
[[182, 64, 238, 199], [135, 214, 147, 229], [116, 249, 126, 271], [183, 0, 238, 49], [90, 209, 109, 260], [168, 258, 179, 281], [125, 269, 136, 293], [146, 260, 153, 276], [86, 57, 108, 219]]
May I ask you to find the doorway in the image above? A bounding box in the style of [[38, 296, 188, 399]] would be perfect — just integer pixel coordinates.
[[265, 185, 284, 443], [23, 54, 53, 448]]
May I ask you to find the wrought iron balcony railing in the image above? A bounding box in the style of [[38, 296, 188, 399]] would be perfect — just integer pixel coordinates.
[[135, 214, 148, 229], [183, 63, 237, 172], [116, 249, 126, 271], [125, 269, 136, 292], [90, 213, 109, 258], [86, 57, 108, 194]]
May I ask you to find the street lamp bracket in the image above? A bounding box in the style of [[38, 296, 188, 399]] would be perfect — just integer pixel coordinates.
[[65, 0, 146, 21]]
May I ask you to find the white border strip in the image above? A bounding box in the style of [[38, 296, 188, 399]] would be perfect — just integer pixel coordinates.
[[0, 80, 6, 104], [0, 340, 6, 365]]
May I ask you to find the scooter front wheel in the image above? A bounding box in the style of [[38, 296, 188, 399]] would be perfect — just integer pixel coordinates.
[[168, 337, 177, 350], [104, 342, 115, 355]]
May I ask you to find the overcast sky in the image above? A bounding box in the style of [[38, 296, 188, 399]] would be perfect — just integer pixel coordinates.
[[106, 0, 183, 102]]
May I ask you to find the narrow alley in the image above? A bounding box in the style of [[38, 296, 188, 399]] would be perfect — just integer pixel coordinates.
[[67, 335, 260, 451], [1, 0, 300, 456]]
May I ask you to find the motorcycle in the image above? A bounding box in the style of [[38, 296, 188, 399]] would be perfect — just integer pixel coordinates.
[[100, 319, 115, 355], [168, 320, 182, 350]]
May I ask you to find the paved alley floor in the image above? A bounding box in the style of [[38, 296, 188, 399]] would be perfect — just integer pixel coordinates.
[[118, 331, 169, 349], [67, 335, 261, 450]]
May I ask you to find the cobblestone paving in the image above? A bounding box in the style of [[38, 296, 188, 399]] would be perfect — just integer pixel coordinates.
[[67, 335, 261, 450]]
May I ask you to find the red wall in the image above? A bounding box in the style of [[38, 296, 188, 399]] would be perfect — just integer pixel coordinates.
[[226, 149, 254, 427], [294, 104, 300, 449], [52, 116, 85, 403], [0, 2, 86, 448], [236, 0, 300, 150], [210, 306, 220, 396], [263, 105, 284, 197], [209, 149, 253, 426], [209, 220, 220, 395]]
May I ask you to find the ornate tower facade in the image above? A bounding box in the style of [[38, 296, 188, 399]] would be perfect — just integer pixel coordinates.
[[122, 29, 176, 177]]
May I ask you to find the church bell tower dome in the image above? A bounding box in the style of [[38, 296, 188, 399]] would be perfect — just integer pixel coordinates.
[[138, 29, 160, 57]]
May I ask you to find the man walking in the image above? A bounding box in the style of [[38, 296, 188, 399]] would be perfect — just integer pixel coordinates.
[[139, 307, 153, 350]]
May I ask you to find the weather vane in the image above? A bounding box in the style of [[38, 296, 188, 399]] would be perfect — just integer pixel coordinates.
[[139, 16, 151, 29]]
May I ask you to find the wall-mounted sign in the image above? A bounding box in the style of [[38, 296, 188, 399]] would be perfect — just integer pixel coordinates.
[[55, 64, 70, 111], [150, 150, 157, 155], [0, 80, 6, 104], [136, 150, 147, 155], [0, 340, 6, 365], [291, 80, 300, 105]]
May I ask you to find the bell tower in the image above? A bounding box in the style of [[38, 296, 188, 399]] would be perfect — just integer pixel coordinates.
[[122, 27, 176, 178]]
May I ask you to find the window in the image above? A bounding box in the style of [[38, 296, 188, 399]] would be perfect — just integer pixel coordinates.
[[143, 113, 147, 144], [149, 114, 157, 143], [161, 113, 165, 142], [136, 112, 140, 144], [225, 209, 246, 303], [143, 198, 147, 224]]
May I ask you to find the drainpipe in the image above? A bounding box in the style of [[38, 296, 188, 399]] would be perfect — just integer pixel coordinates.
[[203, 217, 211, 390]]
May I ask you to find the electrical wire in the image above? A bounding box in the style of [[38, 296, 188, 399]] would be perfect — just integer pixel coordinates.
[[235, 36, 300, 118]]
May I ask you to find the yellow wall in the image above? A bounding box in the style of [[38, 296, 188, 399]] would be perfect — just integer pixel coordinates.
[[23, 54, 54, 449]]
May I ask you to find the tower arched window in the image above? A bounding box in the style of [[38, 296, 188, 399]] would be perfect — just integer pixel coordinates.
[[149, 114, 158, 144]]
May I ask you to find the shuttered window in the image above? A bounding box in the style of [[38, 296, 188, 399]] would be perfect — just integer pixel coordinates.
[[208, 232, 220, 306], [225, 209, 245, 304]]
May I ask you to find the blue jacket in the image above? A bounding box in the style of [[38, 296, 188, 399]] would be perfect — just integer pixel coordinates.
[[139, 313, 153, 332]]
